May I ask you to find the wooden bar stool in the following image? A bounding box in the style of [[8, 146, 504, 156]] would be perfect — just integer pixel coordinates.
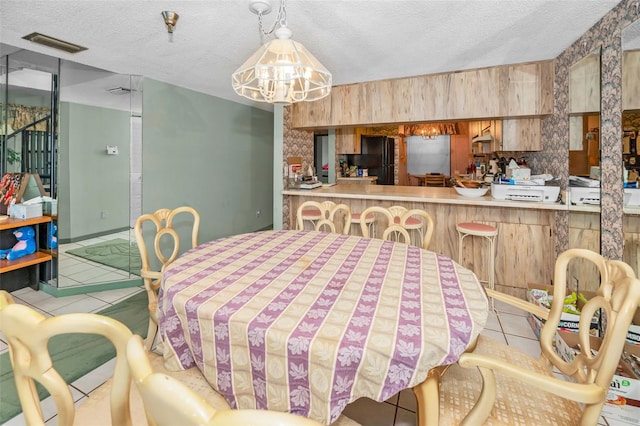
[[456, 222, 498, 311]]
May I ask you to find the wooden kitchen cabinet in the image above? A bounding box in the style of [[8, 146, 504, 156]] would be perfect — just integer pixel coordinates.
[[335, 128, 360, 154], [0, 215, 53, 292], [623, 50, 640, 111], [500, 62, 554, 116], [290, 60, 554, 130], [290, 93, 332, 128], [500, 118, 542, 151]]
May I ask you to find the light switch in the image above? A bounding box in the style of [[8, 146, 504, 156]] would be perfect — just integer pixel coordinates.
[[106, 145, 119, 155]]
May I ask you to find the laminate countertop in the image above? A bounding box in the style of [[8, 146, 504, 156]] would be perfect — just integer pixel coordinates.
[[283, 184, 568, 211]]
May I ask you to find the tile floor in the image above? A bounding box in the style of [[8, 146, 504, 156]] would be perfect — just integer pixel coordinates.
[[54, 230, 136, 288], [1, 290, 546, 426]]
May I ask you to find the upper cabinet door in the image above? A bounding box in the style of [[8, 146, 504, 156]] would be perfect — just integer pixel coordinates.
[[290, 94, 332, 129], [501, 62, 554, 116], [501, 118, 542, 151]]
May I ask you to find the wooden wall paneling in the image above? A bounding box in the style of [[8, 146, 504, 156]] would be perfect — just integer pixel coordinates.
[[623, 214, 640, 277], [568, 211, 601, 292], [623, 51, 640, 111], [501, 118, 542, 151]]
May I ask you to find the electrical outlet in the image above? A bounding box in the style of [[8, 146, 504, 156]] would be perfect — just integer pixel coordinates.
[[101, 210, 108, 219]]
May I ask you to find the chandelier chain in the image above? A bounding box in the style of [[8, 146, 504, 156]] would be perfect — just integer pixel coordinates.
[[257, 0, 287, 37]]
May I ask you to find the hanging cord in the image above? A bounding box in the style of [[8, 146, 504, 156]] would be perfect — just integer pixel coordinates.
[[257, 0, 287, 42]]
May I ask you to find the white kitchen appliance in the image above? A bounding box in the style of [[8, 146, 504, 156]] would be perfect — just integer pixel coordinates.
[[624, 188, 640, 206], [491, 182, 560, 203], [568, 175, 601, 205], [569, 187, 601, 205]]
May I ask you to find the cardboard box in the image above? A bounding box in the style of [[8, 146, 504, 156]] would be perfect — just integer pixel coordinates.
[[554, 330, 640, 425], [527, 283, 600, 335], [9, 203, 43, 219]]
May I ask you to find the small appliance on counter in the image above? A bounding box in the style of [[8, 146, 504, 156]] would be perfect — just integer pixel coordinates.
[[491, 180, 560, 203], [624, 188, 640, 206], [299, 181, 322, 189], [568, 176, 600, 205]]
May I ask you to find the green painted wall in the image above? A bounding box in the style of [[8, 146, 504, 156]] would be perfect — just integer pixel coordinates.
[[58, 102, 130, 241], [142, 78, 274, 246]]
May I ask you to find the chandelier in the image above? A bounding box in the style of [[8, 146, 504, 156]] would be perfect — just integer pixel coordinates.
[[232, 0, 332, 105]]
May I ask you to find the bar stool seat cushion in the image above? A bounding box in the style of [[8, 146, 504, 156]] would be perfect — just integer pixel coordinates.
[[394, 216, 422, 228], [351, 212, 375, 223], [456, 222, 497, 236]]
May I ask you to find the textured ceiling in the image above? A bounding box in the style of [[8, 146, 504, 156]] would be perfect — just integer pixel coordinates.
[[0, 0, 623, 111]]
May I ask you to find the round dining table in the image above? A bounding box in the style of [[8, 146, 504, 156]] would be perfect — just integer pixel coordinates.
[[159, 229, 488, 425]]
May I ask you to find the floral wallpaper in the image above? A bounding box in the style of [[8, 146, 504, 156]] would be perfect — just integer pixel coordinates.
[[529, 0, 640, 259], [282, 106, 314, 229]]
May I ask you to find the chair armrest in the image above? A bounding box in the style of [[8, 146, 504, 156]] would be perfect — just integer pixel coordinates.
[[140, 270, 163, 280], [486, 288, 549, 321], [458, 351, 604, 405]]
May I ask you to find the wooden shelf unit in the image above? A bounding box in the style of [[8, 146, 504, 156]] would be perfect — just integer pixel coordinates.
[[0, 215, 53, 290]]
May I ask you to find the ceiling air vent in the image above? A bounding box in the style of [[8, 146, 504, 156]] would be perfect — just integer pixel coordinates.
[[22, 32, 87, 54]]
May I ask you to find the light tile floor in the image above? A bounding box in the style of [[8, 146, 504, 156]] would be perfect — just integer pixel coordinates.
[[54, 230, 137, 288], [1, 290, 547, 426]]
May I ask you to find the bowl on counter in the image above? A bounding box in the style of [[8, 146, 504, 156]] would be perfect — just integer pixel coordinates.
[[454, 186, 489, 197]]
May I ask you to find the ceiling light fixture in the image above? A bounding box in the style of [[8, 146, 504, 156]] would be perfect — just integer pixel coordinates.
[[421, 126, 438, 140], [21, 32, 87, 54], [162, 11, 179, 33], [232, 0, 332, 105]]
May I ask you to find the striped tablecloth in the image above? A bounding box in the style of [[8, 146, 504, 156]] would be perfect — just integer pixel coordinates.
[[159, 230, 488, 424]]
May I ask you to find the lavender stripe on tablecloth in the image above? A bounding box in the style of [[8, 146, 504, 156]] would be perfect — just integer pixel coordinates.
[[160, 230, 295, 369], [437, 254, 473, 364], [378, 244, 423, 402], [281, 236, 371, 420], [208, 231, 332, 407]]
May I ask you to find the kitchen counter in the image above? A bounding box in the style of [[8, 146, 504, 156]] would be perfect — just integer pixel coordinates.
[[284, 184, 563, 299], [284, 184, 567, 211], [336, 176, 378, 184]]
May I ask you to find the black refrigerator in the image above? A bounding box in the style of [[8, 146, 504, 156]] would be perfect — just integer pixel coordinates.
[[361, 135, 395, 185]]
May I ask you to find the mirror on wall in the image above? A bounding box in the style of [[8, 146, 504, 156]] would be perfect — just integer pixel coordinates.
[[1, 45, 141, 290], [567, 48, 601, 290], [622, 18, 640, 277]]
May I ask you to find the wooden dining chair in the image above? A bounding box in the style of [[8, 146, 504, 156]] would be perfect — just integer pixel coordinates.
[[0, 290, 237, 425], [424, 249, 640, 426], [423, 173, 447, 187], [134, 206, 200, 350], [126, 334, 328, 426], [0, 290, 137, 426]]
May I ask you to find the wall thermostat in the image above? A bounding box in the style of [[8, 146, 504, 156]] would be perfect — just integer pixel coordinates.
[[106, 145, 119, 155]]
